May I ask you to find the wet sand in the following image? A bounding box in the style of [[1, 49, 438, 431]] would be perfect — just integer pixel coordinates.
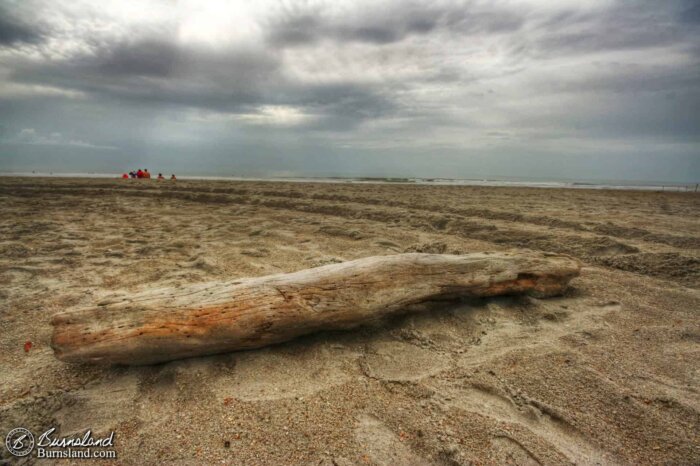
[[0, 177, 698, 464]]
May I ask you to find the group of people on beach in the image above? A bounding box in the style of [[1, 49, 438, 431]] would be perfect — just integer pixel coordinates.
[[122, 169, 176, 180]]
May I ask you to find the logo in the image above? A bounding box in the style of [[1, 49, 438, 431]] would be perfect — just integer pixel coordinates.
[[5, 428, 35, 457], [5, 427, 117, 459]]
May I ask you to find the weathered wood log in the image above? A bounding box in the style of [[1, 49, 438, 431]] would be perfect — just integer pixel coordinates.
[[51, 252, 580, 365]]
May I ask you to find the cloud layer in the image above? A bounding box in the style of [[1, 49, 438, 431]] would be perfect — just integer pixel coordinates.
[[0, 0, 698, 181]]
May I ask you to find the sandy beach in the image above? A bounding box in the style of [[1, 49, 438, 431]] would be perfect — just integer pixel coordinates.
[[0, 176, 698, 465]]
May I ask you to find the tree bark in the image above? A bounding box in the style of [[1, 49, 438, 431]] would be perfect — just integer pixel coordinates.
[[51, 252, 580, 365]]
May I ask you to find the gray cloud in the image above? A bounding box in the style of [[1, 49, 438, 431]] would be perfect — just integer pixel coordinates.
[[6, 32, 396, 128], [95, 39, 182, 78], [530, 3, 696, 57], [680, 1, 700, 24], [8, 127, 117, 150], [0, 0, 698, 183], [266, 1, 524, 46], [0, 4, 45, 45], [8, 39, 281, 109]]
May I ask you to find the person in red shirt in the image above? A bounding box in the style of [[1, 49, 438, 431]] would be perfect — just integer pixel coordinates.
[[121, 173, 128, 179], [136, 169, 144, 178]]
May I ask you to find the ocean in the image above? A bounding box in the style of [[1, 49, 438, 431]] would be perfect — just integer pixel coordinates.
[[0, 171, 696, 192]]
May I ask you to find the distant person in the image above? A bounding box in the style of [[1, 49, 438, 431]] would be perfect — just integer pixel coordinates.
[[170, 174, 177, 180], [144, 169, 151, 179], [136, 169, 144, 178], [157, 173, 165, 180], [121, 173, 129, 179], [129, 171, 136, 178]]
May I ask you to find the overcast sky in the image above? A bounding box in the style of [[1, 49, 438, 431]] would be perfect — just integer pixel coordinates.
[[0, 0, 698, 182]]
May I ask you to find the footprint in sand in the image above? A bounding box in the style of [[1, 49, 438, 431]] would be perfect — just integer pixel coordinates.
[[212, 343, 360, 401], [354, 414, 432, 465], [435, 384, 611, 465], [490, 436, 541, 465], [362, 340, 449, 382], [54, 373, 140, 436]]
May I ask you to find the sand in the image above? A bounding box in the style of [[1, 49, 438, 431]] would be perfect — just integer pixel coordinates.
[[0, 177, 698, 465]]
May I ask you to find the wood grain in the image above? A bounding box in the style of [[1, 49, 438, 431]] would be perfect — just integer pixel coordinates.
[[51, 252, 580, 365]]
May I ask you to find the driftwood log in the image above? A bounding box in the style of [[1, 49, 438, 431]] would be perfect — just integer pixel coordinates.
[[51, 252, 580, 365]]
